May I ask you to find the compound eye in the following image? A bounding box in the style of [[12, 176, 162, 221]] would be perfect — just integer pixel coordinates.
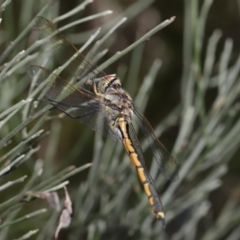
[[99, 81, 108, 93]]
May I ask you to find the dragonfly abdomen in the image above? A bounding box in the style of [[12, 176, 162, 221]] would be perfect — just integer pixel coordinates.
[[117, 118, 165, 226], [134, 158, 165, 224]]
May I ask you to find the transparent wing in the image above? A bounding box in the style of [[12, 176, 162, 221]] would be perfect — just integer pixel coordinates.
[[134, 108, 179, 181], [28, 65, 117, 140], [34, 16, 106, 85]]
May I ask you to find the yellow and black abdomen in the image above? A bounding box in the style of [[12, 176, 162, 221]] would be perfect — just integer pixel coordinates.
[[117, 117, 165, 226]]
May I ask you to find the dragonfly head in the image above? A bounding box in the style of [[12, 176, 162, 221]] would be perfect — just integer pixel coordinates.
[[97, 74, 121, 94]]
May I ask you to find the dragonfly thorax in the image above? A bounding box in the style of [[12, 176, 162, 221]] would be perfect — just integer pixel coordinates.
[[95, 75, 134, 126]]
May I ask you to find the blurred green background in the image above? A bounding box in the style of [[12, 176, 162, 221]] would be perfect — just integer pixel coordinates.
[[0, 0, 240, 239]]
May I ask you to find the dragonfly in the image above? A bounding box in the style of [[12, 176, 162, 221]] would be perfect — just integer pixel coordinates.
[[29, 16, 178, 227]]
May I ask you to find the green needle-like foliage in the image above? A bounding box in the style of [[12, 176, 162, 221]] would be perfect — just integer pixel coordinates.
[[0, 0, 240, 240]]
